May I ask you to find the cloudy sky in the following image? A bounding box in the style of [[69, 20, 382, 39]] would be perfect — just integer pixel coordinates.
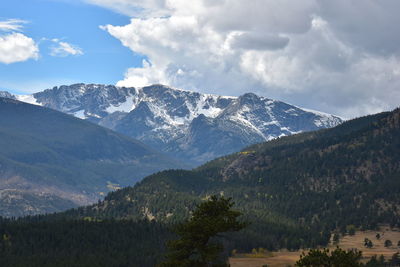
[[1, 0, 400, 118]]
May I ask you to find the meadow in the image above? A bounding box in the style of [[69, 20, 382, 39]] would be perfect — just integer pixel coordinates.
[[230, 227, 400, 267]]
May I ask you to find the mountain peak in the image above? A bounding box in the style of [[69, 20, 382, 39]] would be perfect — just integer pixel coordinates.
[[0, 91, 16, 99], [9, 83, 343, 165], [240, 92, 259, 99]]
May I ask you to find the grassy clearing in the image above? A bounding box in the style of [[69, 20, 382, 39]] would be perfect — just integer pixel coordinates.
[[229, 227, 400, 267], [337, 227, 400, 259]]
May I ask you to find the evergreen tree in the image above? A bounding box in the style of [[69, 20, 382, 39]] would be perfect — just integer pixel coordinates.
[[332, 233, 340, 244], [295, 247, 362, 267], [364, 238, 373, 248], [159, 195, 246, 267], [384, 239, 392, 247], [390, 252, 400, 266]]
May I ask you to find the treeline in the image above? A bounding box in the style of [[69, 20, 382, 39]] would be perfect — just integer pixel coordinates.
[[0, 217, 173, 267]]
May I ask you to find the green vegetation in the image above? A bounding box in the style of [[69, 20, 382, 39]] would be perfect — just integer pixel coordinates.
[[159, 196, 246, 266], [347, 225, 356, 236], [60, 108, 400, 251], [364, 238, 374, 248], [295, 247, 362, 267], [384, 240, 392, 247], [0, 217, 172, 267], [295, 248, 400, 267], [332, 233, 340, 244]]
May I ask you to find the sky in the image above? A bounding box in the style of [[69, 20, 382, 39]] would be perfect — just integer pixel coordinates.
[[1, 0, 400, 118]]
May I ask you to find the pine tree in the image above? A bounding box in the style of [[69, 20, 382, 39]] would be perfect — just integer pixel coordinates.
[[159, 195, 247, 267], [295, 247, 362, 267], [384, 239, 392, 247]]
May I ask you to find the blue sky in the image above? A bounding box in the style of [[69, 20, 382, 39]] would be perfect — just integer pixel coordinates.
[[1, 0, 400, 118], [0, 0, 141, 94]]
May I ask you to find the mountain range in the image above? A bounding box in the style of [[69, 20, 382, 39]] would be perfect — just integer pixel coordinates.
[[2, 84, 343, 165], [0, 97, 182, 217], [0, 103, 398, 266]]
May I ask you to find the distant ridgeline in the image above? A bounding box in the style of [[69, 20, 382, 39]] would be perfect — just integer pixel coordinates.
[[2, 83, 342, 166], [0, 108, 399, 267]]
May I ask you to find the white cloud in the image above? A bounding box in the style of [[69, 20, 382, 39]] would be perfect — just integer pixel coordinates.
[[93, 0, 400, 118], [50, 40, 84, 57], [229, 33, 290, 51], [0, 19, 27, 32], [0, 19, 38, 64], [0, 32, 39, 64]]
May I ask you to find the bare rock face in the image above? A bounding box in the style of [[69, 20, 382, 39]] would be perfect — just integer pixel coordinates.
[[0, 91, 15, 99]]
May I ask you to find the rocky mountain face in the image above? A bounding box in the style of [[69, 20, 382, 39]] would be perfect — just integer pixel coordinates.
[[8, 84, 342, 165], [0, 97, 182, 217], [0, 91, 15, 99]]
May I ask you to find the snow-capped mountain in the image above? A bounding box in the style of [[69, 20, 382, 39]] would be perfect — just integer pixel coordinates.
[[5, 83, 343, 165], [0, 91, 16, 99]]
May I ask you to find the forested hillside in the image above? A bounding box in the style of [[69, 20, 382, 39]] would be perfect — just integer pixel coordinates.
[[0, 217, 172, 267], [63, 108, 400, 250], [0, 97, 183, 217]]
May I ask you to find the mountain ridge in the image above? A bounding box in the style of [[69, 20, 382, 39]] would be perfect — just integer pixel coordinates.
[[4, 83, 343, 165], [0, 97, 183, 217]]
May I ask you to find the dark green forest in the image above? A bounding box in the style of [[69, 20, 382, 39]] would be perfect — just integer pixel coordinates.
[[0, 217, 173, 267]]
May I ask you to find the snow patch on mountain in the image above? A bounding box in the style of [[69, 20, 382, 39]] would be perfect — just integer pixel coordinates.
[[106, 95, 137, 113], [0, 91, 16, 99], [15, 95, 42, 106], [301, 107, 344, 127], [74, 110, 86, 120]]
